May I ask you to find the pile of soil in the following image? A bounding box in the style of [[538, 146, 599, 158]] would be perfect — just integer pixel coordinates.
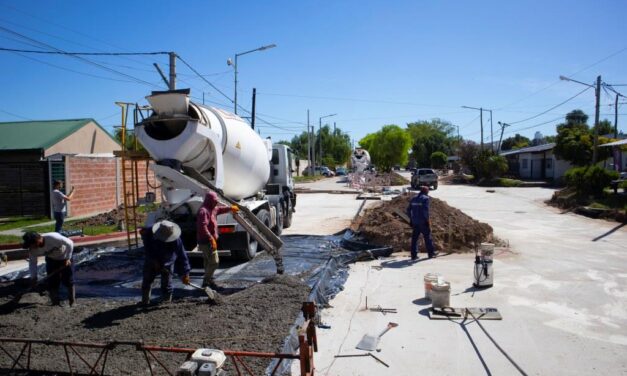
[[0, 275, 310, 375], [352, 193, 494, 253], [72, 205, 149, 228], [357, 172, 409, 191]]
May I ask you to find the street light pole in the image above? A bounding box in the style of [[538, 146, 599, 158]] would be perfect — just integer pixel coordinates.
[[559, 75, 601, 163], [228, 44, 276, 114], [318, 113, 337, 168]]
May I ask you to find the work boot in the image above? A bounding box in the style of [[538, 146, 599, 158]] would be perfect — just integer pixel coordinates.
[[68, 285, 76, 307], [140, 288, 151, 306], [49, 289, 60, 306], [428, 252, 440, 259], [160, 291, 173, 304]]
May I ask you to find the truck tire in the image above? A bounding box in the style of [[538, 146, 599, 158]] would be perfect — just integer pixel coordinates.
[[273, 203, 283, 236], [235, 209, 270, 261], [282, 197, 293, 229], [432, 183, 438, 190]]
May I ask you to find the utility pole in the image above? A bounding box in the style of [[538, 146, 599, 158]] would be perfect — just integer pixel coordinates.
[[333, 121, 336, 134], [497, 122, 510, 153], [307, 110, 312, 171], [462, 106, 489, 151], [168, 52, 176, 90], [615, 93, 619, 139], [251, 88, 256, 130], [202, 92, 205, 105], [318, 118, 322, 166], [592, 75, 601, 164], [489, 110, 494, 152]]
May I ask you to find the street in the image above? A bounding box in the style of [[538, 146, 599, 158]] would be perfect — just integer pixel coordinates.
[[307, 183, 627, 375]]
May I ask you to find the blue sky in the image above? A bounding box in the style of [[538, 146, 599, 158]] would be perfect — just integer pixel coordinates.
[[0, 0, 626, 145]]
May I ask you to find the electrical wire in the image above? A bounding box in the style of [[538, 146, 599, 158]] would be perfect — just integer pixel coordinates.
[[176, 55, 234, 104], [507, 87, 591, 125], [0, 46, 169, 55], [0, 108, 30, 120]]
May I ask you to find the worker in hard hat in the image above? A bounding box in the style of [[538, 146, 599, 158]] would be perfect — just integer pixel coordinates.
[[22, 231, 75, 306], [406, 186, 438, 260], [196, 191, 239, 289], [140, 220, 191, 305]]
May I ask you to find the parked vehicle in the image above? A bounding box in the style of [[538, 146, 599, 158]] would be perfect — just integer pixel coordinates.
[[335, 167, 348, 176], [411, 168, 438, 190], [303, 166, 334, 177]]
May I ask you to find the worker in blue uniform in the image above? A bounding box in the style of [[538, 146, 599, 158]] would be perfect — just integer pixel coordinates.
[[406, 186, 438, 260]]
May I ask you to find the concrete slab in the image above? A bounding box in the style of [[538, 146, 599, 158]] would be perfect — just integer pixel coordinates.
[[283, 193, 367, 236], [305, 184, 627, 375]]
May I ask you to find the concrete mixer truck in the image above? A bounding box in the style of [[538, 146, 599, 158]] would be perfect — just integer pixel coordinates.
[[134, 89, 296, 262], [351, 148, 371, 173]]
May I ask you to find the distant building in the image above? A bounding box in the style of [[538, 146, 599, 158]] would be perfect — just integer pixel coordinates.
[[0, 119, 120, 217], [500, 143, 572, 180]]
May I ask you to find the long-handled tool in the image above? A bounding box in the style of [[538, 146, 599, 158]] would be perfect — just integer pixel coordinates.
[[0, 264, 67, 314], [356, 322, 398, 351], [161, 267, 216, 302], [334, 352, 389, 368]]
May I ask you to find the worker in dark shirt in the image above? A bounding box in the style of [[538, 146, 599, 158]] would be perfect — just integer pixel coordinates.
[[406, 186, 437, 260], [140, 220, 191, 305]]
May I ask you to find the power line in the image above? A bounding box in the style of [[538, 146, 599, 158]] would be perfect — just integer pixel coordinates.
[[507, 87, 591, 125], [0, 108, 30, 120], [0, 25, 162, 88], [0, 46, 169, 55], [176, 55, 234, 105], [257, 92, 460, 108]]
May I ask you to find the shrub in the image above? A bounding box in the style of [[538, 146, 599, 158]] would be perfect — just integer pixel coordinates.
[[430, 151, 448, 169], [564, 166, 618, 197]]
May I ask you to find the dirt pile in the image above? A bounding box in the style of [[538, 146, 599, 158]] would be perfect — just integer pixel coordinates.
[[0, 275, 310, 375], [352, 193, 493, 253]]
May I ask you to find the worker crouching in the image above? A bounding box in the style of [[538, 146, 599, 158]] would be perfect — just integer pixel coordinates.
[[22, 231, 75, 306], [140, 220, 191, 305]]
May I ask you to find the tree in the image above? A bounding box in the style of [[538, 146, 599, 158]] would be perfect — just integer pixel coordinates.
[[287, 125, 352, 166], [430, 151, 448, 169], [360, 125, 412, 172], [458, 141, 507, 180], [554, 110, 613, 166], [406, 119, 457, 167], [598, 119, 613, 136], [500, 134, 530, 151]]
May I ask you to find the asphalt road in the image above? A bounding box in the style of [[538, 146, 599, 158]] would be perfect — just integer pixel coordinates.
[[309, 183, 627, 376]]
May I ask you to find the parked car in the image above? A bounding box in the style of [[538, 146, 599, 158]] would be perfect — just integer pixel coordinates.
[[335, 167, 348, 176], [411, 168, 438, 190], [303, 166, 335, 177]]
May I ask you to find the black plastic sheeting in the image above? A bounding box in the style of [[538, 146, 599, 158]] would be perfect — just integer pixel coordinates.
[[0, 232, 391, 375], [267, 231, 392, 375]]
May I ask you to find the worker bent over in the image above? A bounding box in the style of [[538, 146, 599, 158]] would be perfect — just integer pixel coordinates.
[[197, 191, 239, 289], [406, 186, 437, 260], [22, 231, 75, 306], [140, 220, 191, 304]]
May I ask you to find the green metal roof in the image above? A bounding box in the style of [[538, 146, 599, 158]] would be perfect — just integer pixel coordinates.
[[0, 118, 114, 151]]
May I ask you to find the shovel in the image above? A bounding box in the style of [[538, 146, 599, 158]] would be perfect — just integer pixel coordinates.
[[0, 264, 67, 314], [161, 268, 217, 302], [356, 322, 398, 351]]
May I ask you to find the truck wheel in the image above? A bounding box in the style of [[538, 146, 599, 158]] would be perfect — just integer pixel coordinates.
[[432, 183, 438, 190], [273, 204, 283, 236], [283, 198, 293, 229], [255, 209, 271, 251]]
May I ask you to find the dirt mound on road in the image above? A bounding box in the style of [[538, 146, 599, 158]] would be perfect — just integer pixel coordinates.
[[352, 193, 493, 253], [0, 275, 310, 375]]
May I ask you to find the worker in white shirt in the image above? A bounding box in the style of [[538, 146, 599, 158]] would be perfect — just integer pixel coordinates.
[[22, 231, 75, 306]]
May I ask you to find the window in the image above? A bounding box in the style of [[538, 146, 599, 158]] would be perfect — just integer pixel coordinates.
[[522, 159, 528, 169]]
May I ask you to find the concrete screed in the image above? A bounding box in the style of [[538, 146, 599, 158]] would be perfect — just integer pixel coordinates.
[[295, 183, 626, 376]]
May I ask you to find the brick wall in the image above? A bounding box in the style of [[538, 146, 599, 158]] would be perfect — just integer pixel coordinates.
[[66, 155, 160, 217]]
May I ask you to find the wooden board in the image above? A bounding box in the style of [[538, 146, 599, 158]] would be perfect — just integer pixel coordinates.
[[428, 307, 502, 320]]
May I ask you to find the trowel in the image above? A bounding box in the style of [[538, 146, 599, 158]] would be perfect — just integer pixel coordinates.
[[356, 322, 398, 351]]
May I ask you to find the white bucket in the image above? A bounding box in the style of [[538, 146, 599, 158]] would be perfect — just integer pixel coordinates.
[[431, 281, 451, 308], [424, 273, 440, 300]]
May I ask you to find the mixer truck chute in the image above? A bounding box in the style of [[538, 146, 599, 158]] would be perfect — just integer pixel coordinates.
[[134, 89, 296, 267]]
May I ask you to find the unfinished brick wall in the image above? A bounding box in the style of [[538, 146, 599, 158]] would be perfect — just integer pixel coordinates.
[[66, 155, 160, 217]]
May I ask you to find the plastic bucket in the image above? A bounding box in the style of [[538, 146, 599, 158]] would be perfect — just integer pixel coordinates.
[[424, 273, 440, 300], [431, 281, 451, 308]]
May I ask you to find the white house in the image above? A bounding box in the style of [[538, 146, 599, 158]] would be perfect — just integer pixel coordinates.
[[500, 143, 572, 180]]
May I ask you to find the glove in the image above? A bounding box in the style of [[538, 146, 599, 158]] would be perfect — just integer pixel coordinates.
[[231, 205, 240, 214], [182, 274, 190, 285], [210, 237, 218, 251], [426, 220, 431, 229]]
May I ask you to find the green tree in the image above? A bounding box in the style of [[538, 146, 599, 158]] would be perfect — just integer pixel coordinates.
[[458, 141, 507, 180], [598, 119, 613, 136], [430, 151, 448, 169], [554, 110, 613, 166], [360, 125, 412, 172], [406, 119, 456, 167], [500, 134, 530, 151], [288, 125, 352, 166]]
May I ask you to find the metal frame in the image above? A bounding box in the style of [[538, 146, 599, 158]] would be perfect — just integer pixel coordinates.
[[0, 302, 317, 376]]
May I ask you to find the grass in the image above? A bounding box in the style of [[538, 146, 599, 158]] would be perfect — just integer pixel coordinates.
[[294, 175, 326, 183], [27, 222, 119, 236], [496, 178, 523, 187], [0, 234, 22, 245], [0, 216, 50, 231]]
